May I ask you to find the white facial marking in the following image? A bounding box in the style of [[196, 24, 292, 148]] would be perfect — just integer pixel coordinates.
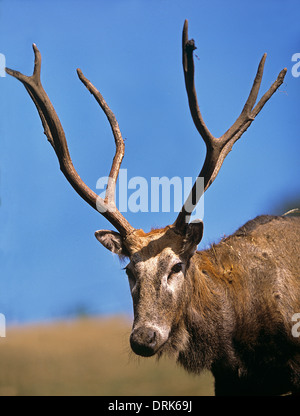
[[163, 257, 186, 295], [165, 273, 184, 294]]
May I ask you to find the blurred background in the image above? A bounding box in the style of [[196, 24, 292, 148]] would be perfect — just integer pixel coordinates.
[[0, 0, 299, 395]]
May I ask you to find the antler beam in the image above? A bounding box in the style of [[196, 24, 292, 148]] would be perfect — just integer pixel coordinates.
[[6, 44, 135, 236]]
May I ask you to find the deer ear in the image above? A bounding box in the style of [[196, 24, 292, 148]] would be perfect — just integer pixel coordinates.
[[183, 221, 204, 256], [95, 230, 126, 256]]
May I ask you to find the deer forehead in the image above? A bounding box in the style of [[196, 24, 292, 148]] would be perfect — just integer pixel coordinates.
[[124, 227, 185, 258], [131, 247, 180, 275]]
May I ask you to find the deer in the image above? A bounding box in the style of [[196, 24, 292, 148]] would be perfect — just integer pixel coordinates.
[[6, 20, 300, 396]]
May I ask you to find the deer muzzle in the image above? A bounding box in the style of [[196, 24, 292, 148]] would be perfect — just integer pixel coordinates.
[[130, 325, 167, 357]]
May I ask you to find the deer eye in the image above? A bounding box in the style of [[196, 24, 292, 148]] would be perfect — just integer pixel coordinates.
[[169, 262, 183, 278]]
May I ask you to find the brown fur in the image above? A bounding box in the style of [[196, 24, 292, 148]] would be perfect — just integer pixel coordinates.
[[123, 215, 300, 396]]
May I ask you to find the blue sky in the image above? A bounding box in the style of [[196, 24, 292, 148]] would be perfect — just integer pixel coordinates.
[[0, 0, 299, 324]]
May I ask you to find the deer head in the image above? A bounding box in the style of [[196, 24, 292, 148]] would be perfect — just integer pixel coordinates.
[[6, 20, 286, 358]]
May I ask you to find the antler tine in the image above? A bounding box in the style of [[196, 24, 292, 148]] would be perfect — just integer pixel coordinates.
[[182, 20, 215, 147], [76, 69, 124, 205], [6, 44, 135, 236], [175, 20, 287, 229]]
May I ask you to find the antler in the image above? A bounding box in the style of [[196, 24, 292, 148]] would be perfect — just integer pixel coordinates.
[[6, 44, 135, 237], [175, 20, 287, 229]]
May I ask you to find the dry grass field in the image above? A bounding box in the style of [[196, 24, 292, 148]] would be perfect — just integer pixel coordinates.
[[0, 316, 214, 396]]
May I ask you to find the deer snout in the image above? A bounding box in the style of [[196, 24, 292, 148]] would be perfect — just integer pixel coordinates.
[[130, 326, 161, 357]]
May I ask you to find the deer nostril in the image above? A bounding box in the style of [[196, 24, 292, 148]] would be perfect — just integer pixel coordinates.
[[146, 329, 156, 347], [130, 327, 159, 357]]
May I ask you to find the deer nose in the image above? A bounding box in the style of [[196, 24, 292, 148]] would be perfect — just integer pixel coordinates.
[[130, 327, 159, 357]]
